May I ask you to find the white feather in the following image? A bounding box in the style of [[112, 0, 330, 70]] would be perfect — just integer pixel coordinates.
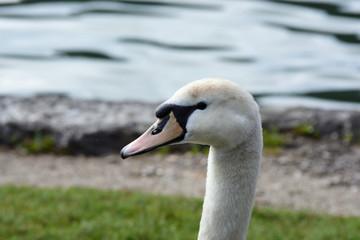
[[169, 78, 263, 240]]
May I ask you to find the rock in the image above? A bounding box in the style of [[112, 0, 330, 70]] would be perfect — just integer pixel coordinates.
[[0, 95, 157, 155], [260, 106, 360, 140], [0, 95, 360, 156]]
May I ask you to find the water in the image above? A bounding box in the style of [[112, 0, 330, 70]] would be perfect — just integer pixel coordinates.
[[0, 0, 359, 109]]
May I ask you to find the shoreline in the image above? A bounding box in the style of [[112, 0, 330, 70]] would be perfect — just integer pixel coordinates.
[[1, 95, 360, 155], [0, 95, 359, 216]]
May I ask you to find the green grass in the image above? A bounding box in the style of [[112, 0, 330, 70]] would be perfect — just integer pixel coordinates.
[[292, 124, 320, 138], [0, 186, 201, 240], [262, 127, 289, 155], [0, 186, 359, 240], [263, 127, 286, 148], [19, 132, 56, 154], [9, 131, 66, 155]]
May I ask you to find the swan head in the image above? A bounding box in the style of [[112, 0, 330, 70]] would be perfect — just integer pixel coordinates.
[[121, 78, 261, 159]]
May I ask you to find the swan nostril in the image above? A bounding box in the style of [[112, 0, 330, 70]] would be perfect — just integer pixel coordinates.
[[151, 115, 170, 135], [151, 128, 162, 135]]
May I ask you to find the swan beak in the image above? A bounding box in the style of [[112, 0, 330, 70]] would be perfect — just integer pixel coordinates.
[[120, 112, 184, 159]]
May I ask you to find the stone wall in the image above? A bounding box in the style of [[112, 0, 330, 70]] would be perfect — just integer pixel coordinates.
[[1, 95, 359, 155]]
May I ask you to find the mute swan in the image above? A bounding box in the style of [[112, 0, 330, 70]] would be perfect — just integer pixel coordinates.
[[121, 78, 263, 240]]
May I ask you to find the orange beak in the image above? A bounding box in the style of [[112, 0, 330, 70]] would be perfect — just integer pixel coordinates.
[[120, 112, 184, 159]]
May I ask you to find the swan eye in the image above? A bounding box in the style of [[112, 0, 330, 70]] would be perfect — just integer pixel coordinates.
[[196, 102, 207, 110]]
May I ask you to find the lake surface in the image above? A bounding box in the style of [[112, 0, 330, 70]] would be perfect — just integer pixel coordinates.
[[0, 0, 359, 109]]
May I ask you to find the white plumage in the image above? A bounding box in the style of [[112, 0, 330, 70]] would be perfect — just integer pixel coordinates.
[[121, 78, 263, 240]]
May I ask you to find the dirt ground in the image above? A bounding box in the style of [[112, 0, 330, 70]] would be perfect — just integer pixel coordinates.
[[1, 139, 359, 217]]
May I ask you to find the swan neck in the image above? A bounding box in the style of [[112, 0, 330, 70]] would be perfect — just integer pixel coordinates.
[[198, 143, 261, 240]]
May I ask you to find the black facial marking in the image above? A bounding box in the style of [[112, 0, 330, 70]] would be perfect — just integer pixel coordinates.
[[155, 101, 207, 135], [155, 104, 172, 119], [122, 101, 208, 159], [151, 115, 169, 135], [171, 105, 197, 131]]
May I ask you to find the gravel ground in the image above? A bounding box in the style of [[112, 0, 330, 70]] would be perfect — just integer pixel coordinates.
[[1, 139, 359, 217]]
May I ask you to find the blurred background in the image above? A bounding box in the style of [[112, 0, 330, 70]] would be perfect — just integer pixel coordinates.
[[0, 0, 359, 109], [1, 2, 360, 239]]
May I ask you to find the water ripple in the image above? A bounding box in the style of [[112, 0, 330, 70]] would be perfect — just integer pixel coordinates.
[[0, 51, 127, 62], [268, 0, 360, 19], [268, 22, 360, 44], [303, 89, 360, 103], [73, 8, 169, 17], [112, 0, 221, 10], [2, 0, 220, 11], [0, 9, 169, 19], [0, 1, 171, 19], [56, 50, 127, 61], [119, 37, 232, 51], [218, 57, 256, 64], [255, 89, 360, 103], [0, 54, 51, 60]]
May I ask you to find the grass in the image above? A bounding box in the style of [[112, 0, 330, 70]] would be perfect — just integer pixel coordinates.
[[1, 186, 359, 240], [262, 127, 289, 155], [263, 127, 286, 148], [292, 124, 320, 138], [0, 186, 201, 240], [9, 131, 59, 155], [19, 132, 56, 154], [7, 131, 69, 155]]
